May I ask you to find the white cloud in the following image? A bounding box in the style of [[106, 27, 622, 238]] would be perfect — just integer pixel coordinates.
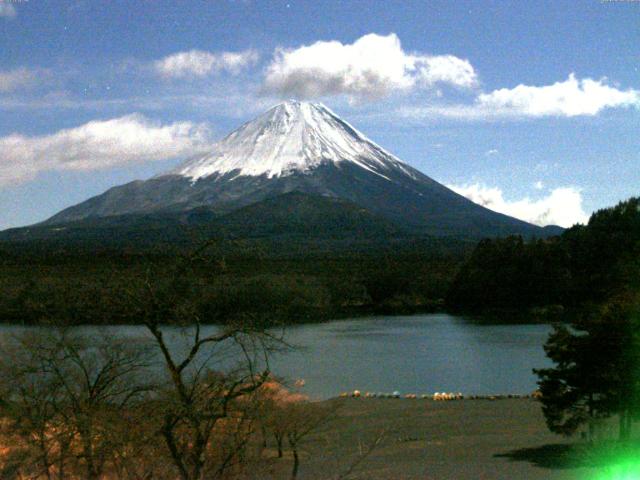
[[262, 33, 477, 100], [477, 74, 640, 117], [154, 49, 259, 79], [485, 149, 498, 156], [395, 104, 490, 121], [396, 74, 640, 121], [534, 181, 544, 190], [0, 114, 213, 186], [0, 68, 38, 93], [448, 183, 589, 228], [0, 2, 16, 18]]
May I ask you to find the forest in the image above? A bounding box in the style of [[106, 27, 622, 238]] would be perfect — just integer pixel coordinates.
[[0, 238, 468, 326], [0, 197, 637, 326], [447, 197, 640, 319]]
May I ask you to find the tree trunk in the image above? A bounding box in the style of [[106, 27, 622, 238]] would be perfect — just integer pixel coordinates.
[[162, 418, 190, 480], [619, 410, 630, 442], [58, 440, 69, 480], [80, 428, 100, 480], [587, 395, 595, 443], [276, 433, 284, 458], [290, 443, 299, 480], [261, 425, 268, 449], [187, 428, 206, 480]]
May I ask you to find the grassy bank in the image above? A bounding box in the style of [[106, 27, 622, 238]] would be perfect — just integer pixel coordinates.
[[266, 398, 634, 480]]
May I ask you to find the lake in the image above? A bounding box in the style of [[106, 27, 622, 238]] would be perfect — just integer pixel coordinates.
[[271, 314, 554, 399], [0, 314, 553, 400]]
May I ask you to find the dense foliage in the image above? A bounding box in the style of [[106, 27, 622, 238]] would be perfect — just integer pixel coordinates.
[[2, 196, 637, 326], [534, 293, 640, 441], [0, 239, 468, 325], [529, 198, 640, 441], [447, 197, 640, 317]]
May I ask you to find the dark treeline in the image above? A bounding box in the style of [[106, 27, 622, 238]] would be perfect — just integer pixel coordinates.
[[3, 197, 638, 325], [447, 197, 640, 318], [0, 237, 471, 325]]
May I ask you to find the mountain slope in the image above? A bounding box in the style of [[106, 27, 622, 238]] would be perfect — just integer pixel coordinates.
[[1, 192, 402, 242], [39, 100, 552, 238], [214, 191, 404, 238]]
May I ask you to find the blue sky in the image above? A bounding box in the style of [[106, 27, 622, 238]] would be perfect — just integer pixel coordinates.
[[0, 0, 638, 229]]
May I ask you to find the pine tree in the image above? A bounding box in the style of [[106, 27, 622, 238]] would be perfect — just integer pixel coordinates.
[[535, 293, 640, 442]]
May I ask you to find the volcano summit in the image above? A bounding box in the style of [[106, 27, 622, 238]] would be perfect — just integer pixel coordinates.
[[37, 100, 551, 239]]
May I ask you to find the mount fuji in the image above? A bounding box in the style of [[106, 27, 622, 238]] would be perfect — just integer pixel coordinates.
[[12, 101, 558, 242]]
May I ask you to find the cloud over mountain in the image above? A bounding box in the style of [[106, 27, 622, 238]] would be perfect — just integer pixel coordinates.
[[0, 114, 213, 185], [154, 49, 259, 79], [448, 183, 588, 227], [262, 33, 477, 100]]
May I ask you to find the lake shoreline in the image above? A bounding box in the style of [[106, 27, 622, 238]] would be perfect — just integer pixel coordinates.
[[0, 306, 563, 327], [1, 314, 555, 400]]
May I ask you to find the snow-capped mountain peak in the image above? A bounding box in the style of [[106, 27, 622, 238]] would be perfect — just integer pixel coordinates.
[[172, 100, 411, 181], [42, 99, 547, 239]]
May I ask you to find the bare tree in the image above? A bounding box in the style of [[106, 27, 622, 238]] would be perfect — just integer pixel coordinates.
[[0, 329, 154, 480], [0, 345, 73, 480], [285, 402, 337, 480], [135, 241, 285, 480], [255, 379, 340, 480], [0, 241, 383, 480]]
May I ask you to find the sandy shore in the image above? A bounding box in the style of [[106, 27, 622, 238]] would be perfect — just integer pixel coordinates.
[[268, 397, 601, 480]]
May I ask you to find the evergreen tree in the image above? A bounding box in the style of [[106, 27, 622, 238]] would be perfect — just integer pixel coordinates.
[[535, 293, 640, 442], [534, 198, 640, 442]]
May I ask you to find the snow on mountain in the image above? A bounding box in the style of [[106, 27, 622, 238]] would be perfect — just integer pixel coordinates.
[[38, 99, 552, 239], [172, 100, 415, 181]]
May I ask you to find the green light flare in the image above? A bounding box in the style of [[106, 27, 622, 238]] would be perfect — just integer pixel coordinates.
[[590, 454, 640, 480]]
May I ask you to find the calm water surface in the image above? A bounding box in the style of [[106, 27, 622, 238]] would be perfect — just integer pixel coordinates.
[[0, 314, 553, 400]]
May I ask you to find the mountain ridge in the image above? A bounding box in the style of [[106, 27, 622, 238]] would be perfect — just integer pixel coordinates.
[[23, 100, 560, 240]]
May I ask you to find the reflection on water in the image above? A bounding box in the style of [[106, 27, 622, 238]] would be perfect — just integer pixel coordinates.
[[0, 314, 553, 400]]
